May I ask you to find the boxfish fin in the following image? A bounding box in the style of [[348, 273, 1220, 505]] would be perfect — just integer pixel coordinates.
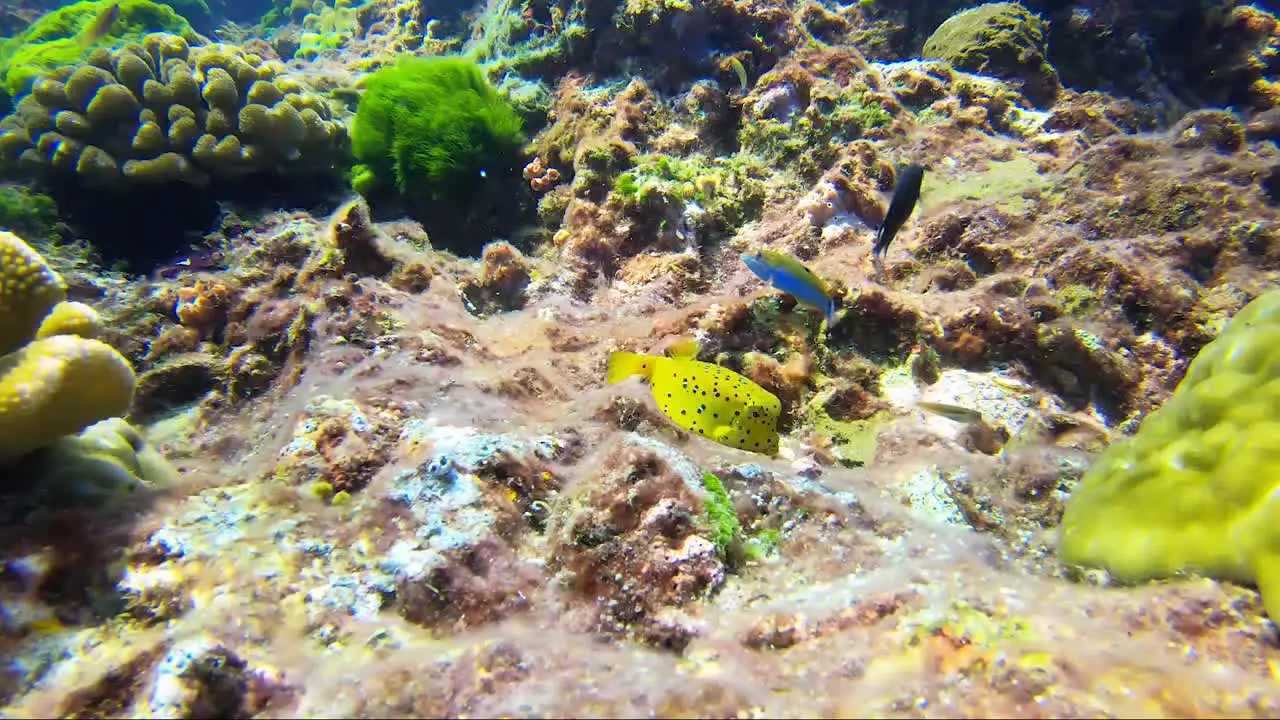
[[712, 425, 739, 445], [606, 351, 655, 384], [667, 337, 701, 360]]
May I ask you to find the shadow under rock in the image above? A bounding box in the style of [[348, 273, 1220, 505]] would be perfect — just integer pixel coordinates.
[[44, 172, 349, 274]]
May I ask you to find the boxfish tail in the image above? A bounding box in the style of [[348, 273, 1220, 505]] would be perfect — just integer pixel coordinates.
[[606, 351, 655, 384]]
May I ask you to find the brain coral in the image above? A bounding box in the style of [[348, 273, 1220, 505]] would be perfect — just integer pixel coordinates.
[[0, 32, 348, 188], [0, 230, 136, 462], [1059, 287, 1280, 618]]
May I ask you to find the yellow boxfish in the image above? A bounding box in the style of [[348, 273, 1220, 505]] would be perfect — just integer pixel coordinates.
[[606, 339, 781, 456]]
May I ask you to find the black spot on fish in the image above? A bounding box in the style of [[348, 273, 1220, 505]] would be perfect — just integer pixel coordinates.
[[667, 393, 672, 398], [734, 410, 741, 416], [680, 409, 687, 415], [712, 413, 719, 419]]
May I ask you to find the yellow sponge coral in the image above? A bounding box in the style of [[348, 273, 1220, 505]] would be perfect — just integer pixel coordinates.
[[0, 230, 67, 355], [14, 418, 179, 510], [0, 232, 136, 462], [0, 335, 136, 461], [1059, 288, 1280, 617], [36, 300, 104, 339]]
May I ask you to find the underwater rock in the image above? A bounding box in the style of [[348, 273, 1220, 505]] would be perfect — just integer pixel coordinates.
[[131, 352, 223, 422], [327, 197, 394, 278], [922, 2, 1060, 108], [458, 241, 533, 314], [547, 436, 728, 650]]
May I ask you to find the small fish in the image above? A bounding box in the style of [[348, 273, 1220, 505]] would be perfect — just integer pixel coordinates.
[[873, 164, 924, 259], [741, 248, 836, 322], [916, 401, 984, 424], [79, 2, 121, 46], [153, 248, 225, 280], [728, 56, 749, 94], [607, 338, 781, 456]]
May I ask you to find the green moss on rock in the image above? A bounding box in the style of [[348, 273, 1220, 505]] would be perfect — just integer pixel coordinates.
[[921, 2, 1059, 107]]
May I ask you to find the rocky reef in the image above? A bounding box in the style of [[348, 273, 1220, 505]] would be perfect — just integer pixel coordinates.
[[0, 0, 1279, 717]]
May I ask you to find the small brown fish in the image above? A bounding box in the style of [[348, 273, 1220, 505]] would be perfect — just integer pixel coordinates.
[[918, 401, 1006, 454], [79, 2, 120, 46]]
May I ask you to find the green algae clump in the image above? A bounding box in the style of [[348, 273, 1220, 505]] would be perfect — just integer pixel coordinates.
[[0, 0, 196, 100], [699, 472, 742, 560], [921, 2, 1059, 107], [349, 56, 524, 202], [1059, 288, 1280, 618]]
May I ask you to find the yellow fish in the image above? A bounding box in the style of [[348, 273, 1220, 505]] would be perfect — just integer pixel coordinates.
[[79, 2, 120, 46], [607, 338, 781, 456]]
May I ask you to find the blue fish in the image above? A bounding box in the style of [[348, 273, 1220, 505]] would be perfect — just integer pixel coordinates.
[[742, 248, 836, 322]]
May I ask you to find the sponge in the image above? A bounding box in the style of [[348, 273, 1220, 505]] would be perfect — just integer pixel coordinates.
[[0, 334, 136, 461], [0, 231, 136, 462], [0, 229, 67, 355], [1059, 288, 1280, 617]]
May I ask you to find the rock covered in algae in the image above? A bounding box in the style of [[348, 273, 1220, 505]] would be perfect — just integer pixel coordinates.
[[922, 2, 1060, 107]]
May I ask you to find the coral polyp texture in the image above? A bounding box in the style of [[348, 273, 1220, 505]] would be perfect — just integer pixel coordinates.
[[1060, 288, 1280, 618], [0, 32, 347, 188], [0, 230, 134, 461]]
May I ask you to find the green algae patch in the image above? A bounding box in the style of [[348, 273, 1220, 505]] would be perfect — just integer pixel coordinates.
[[918, 155, 1048, 215], [1056, 283, 1101, 318], [921, 1, 1059, 106], [699, 472, 742, 560], [809, 400, 893, 468], [900, 598, 1038, 647]]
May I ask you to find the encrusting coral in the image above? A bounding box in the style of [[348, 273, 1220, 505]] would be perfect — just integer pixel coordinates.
[[1059, 287, 1280, 619], [0, 32, 347, 189], [0, 230, 135, 462]]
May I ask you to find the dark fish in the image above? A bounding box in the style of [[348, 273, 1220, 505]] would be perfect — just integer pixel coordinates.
[[79, 2, 120, 46], [873, 164, 924, 258], [154, 248, 225, 280]]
